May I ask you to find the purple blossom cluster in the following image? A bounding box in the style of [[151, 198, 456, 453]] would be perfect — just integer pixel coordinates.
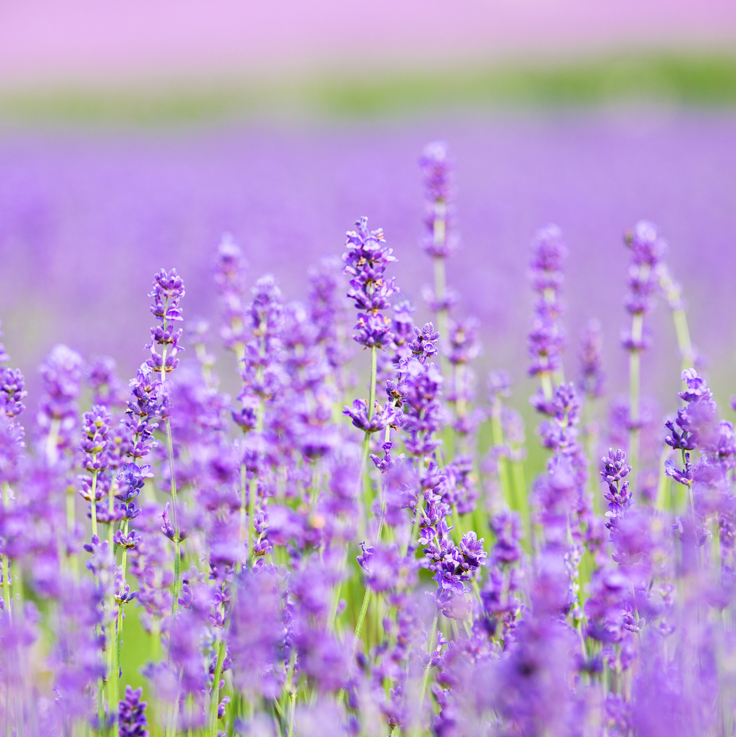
[[0, 139, 734, 737]]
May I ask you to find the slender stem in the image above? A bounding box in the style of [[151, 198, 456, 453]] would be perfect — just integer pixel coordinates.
[[248, 475, 257, 564], [1, 483, 11, 616], [209, 637, 227, 736], [403, 491, 426, 558], [107, 477, 116, 550], [337, 586, 373, 706], [368, 346, 377, 420], [165, 418, 181, 617], [90, 469, 99, 539], [490, 403, 512, 509], [629, 347, 641, 492], [352, 588, 372, 657], [66, 485, 79, 578], [115, 522, 130, 699], [418, 614, 439, 724], [540, 372, 554, 403]]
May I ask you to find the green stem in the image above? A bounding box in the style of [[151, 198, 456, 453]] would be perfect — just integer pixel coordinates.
[[417, 614, 439, 728], [352, 588, 372, 657], [490, 404, 512, 509], [115, 522, 130, 700], [338, 586, 373, 706], [66, 484, 79, 578], [209, 638, 227, 736], [368, 346, 377, 420], [629, 347, 641, 492], [1, 483, 10, 616], [403, 491, 426, 558], [164, 417, 181, 617], [90, 469, 99, 539]]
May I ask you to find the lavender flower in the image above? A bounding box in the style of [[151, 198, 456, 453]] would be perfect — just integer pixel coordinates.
[[36, 344, 84, 464], [118, 685, 149, 737], [528, 225, 567, 400], [343, 217, 398, 349], [578, 319, 605, 399], [147, 268, 185, 377]]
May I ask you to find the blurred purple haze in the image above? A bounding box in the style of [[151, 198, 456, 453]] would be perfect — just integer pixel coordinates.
[[1, 112, 735, 409]]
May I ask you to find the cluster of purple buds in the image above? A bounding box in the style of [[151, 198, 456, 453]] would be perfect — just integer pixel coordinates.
[[621, 221, 666, 353], [401, 357, 444, 458], [87, 356, 126, 409], [79, 405, 111, 510], [36, 344, 84, 463], [214, 233, 249, 354], [601, 448, 632, 524], [118, 685, 149, 736], [665, 368, 718, 453], [409, 323, 439, 363], [147, 268, 185, 377], [419, 140, 458, 259], [124, 367, 164, 461], [528, 225, 567, 386], [343, 217, 398, 349], [578, 319, 605, 399]]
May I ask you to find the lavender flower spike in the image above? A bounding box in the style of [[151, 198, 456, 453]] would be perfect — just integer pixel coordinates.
[[528, 224, 567, 405], [147, 268, 185, 380], [119, 685, 149, 737], [343, 216, 398, 350]]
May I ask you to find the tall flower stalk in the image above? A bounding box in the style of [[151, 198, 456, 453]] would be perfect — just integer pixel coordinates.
[[147, 268, 185, 612], [622, 222, 665, 488]]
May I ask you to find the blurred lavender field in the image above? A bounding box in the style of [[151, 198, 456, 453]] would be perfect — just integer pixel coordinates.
[[1, 111, 735, 409]]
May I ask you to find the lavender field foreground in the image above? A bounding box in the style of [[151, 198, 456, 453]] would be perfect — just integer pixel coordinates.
[[1, 139, 736, 737]]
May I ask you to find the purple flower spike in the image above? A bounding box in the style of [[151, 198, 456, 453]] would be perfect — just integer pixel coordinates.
[[343, 398, 398, 434], [419, 140, 458, 259], [0, 366, 27, 419], [36, 344, 84, 462], [119, 685, 149, 737], [146, 268, 185, 376], [409, 323, 440, 363], [578, 319, 605, 399], [600, 448, 632, 522], [214, 233, 249, 352], [343, 216, 398, 349], [527, 225, 567, 380]]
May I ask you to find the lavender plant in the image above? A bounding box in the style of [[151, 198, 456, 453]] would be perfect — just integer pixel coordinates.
[[0, 140, 733, 737]]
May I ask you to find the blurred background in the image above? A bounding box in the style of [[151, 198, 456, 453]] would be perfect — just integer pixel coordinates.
[[1, 0, 736, 409]]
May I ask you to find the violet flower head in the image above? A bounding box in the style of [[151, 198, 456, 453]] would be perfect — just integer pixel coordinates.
[[392, 300, 417, 348], [87, 356, 126, 409], [36, 344, 84, 463], [81, 405, 111, 473], [528, 225, 567, 380], [0, 366, 26, 419], [343, 398, 398, 435], [409, 323, 440, 363], [578, 319, 605, 399], [119, 685, 149, 737], [146, 268, 185, 376], [665, 369, 718, 453], [308, 256, 351, 373], [447, 317, 481, 367], [401, 358, 444, 458], [214, 233, 250, 353], [600, 448, 632, 522], [487, 370, 512, 406], [419, 140, 458, 259], [621, 221, 665, 353], [343, 216, 398, 349], [124, 366, 164, 461]]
